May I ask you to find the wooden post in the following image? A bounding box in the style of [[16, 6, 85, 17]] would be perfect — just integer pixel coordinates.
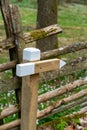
[[0, 2, 25, 129], [21, 74, 39, 130], [16, 47, 63, 130], [21, 48, 40, 130]]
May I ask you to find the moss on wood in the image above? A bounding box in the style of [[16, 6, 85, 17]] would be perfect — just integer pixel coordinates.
[[30, 29, 48, 40]]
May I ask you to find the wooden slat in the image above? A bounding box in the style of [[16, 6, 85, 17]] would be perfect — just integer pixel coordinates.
[[59, 57, 87, 76], [23, 24, 62, 44], [40, 57, 87, 82], [1, 106, 87, 130], [35, 59, 60, 73], [37, 89, 87, 119], [0, 119, 20, 130], [0, 106, 20, 120], [0, 78, 87, 120], [65, 106, 87, 119], [0, 60, 17, 72], [0, 86, 87, 119], [38, 77, 87, 103], [0, 24, 62, 50], [41, 41, 87, 60], [42, 96, 87, 119], [37, 106, 87, 130]]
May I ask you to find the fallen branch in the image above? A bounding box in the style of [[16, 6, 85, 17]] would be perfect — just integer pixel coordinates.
[[38, 77, 87, 103]]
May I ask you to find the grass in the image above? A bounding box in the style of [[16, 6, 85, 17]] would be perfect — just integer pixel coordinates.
[[19, 7, 37, 27], [58, 4, 87, 46], [58, 4, 87, 27]]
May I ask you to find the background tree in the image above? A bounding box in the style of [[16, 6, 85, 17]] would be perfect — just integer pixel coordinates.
[[36, 0, 58, 52]]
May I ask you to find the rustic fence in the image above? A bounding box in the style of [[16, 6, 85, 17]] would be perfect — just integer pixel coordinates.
[[0, 0, 87, 130]]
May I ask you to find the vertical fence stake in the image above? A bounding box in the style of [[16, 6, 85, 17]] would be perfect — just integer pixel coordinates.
[[16, 47, 61, 130], [21, 48, 40, 130], [21, 74, 39, 130]]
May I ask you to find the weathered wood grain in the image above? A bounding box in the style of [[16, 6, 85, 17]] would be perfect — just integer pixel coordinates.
[[41, 41, 87, 60], [21, 74, 38, 130], [23, 24, 62, 44], [0, 78, 87, 120], [65, 106, 87, 119], [37, 89, 87, 119], [0, 24, 62, 50], [0, 120, 20, 130], [41, 96, 87, 119], [35, 59, 60, 73], [59, 57, 87, 76], [0, 106, 20, 120], [38, 77, 87, 103], [40, 57, 87, 82], [0, 60, 17, 72]]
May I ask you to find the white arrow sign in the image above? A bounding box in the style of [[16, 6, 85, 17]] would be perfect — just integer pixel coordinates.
[[16, 48, 66, 77]]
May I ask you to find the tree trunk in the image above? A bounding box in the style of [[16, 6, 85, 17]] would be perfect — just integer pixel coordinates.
[[36, 0, 58, 52]]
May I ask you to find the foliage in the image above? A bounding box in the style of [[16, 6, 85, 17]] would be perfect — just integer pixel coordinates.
[[72, 118, 80, 125], [3, 114, 18, 123], [56, 119, 67, 130]]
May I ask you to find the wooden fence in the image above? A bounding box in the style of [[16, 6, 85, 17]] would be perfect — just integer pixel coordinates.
[[0, 0, 87, 130]]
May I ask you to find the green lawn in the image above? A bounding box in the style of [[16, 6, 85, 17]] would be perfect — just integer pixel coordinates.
[[58, 4, 87, 27], [19, 7, 37, 28]]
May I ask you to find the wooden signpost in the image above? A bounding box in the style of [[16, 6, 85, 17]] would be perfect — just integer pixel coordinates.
[[16, 47, 66, 130]]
